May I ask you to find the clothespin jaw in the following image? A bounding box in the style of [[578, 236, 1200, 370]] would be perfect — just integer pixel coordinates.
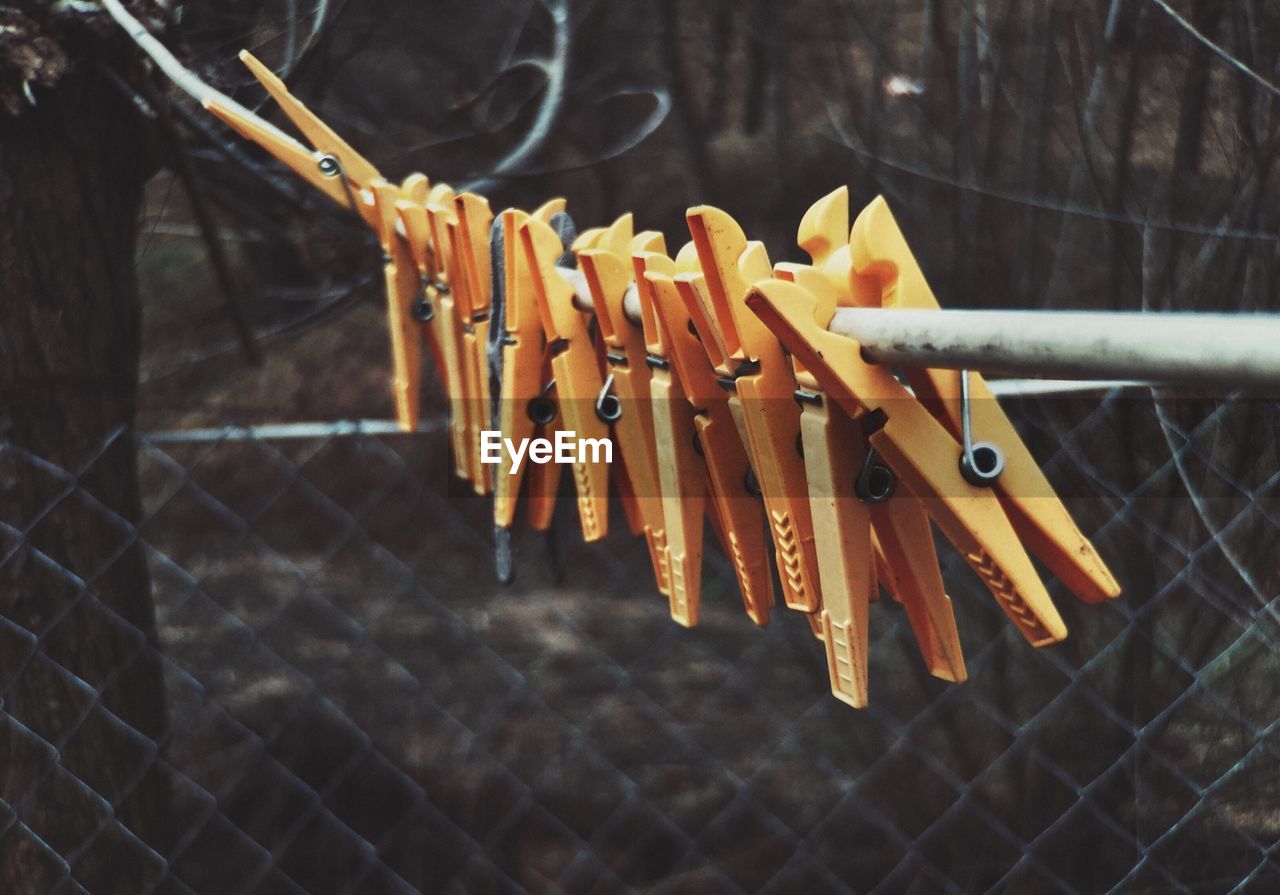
[[520, 217, 611, 542], [850, 197, 1121, 605], [641, 250, 775, 627], [578, 216, 672, 596], [682, 207, 823, 615], [745, 277, 1069, 646], [205, 52, 381, 230]]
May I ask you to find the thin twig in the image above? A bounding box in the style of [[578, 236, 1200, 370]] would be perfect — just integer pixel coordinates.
[[1149, 0, 1280, 99], [139, 75, 262, 365], [99, 0, 296, 146]]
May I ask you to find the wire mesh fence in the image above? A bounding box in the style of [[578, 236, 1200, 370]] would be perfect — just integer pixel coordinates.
[[2, 386, 1279, 894]]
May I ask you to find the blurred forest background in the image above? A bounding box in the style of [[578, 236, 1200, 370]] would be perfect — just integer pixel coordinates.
[[3, 0, 1280, 893]]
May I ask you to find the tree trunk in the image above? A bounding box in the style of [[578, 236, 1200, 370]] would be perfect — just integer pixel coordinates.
[[0, 57, 172, 894]]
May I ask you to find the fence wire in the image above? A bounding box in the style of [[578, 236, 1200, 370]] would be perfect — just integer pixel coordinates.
[[2, 387, 1279, 894]]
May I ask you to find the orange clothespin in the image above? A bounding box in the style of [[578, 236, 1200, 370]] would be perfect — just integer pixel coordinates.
[[577, 231, 648, 545], [205, 52, 381, 227], [370, 177, 432, 430], [205, 52, 433, 432], [519, 217, 612, 542], [577, 215, 672, 597], [422, 184, 481, 486], [850, 196, 1120, 606], [394, 177, 451, 412], [768, 296, 956, 708], [681, 207, 823, 616], [637, 245, 774, 627], [632, 248, 705, 624], [775, 192, 965, 706], [494, 200, 567, 529], [745, 278, 1070, 648], [452, 192, 497, 495]]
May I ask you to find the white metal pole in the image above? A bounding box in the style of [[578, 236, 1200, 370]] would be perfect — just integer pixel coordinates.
[[827, 309, 1280, 391], [569, 276, 1280, 392]]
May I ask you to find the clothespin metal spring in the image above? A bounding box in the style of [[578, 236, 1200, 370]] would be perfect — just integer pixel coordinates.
[[855, 448, 896, 504], [411, 276, 436, 322], [528, 378, 559, 426], [316, 153, 361, 215], [958, 369, 1006, 487]]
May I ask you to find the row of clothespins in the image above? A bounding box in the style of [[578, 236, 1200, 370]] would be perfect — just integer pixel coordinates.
[[205, 51, 1121, 708]]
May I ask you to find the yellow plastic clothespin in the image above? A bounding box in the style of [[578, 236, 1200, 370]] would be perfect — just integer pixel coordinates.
[[578, 235, 649, 546], [422, 184, 480, 485], [206, 52, 382, 227], [206, 52, 432, 432], [850, 196, 1120, 606], [632, 248, 705, 624], [681, 207, 823, 616], [782, 276, 964, 705], [494, 200, 567, 529], [745, 276, 1070, 647], [773, 191, 965, 707], [638, 245, 775, 627], [520, 217, 612, 542], [372, 177, 433, 430], [577, 215, 672, 598], [394, 177, 455, 414], [452, 192, 497, 495]]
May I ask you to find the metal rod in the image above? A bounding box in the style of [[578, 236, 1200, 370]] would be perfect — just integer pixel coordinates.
[[829, 309, 1280, 391], [568, 272, 1279, 392], [562, 269, 646, 323]]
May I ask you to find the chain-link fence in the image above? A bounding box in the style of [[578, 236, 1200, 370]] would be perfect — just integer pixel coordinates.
[[3, 386, 1278, 894]]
